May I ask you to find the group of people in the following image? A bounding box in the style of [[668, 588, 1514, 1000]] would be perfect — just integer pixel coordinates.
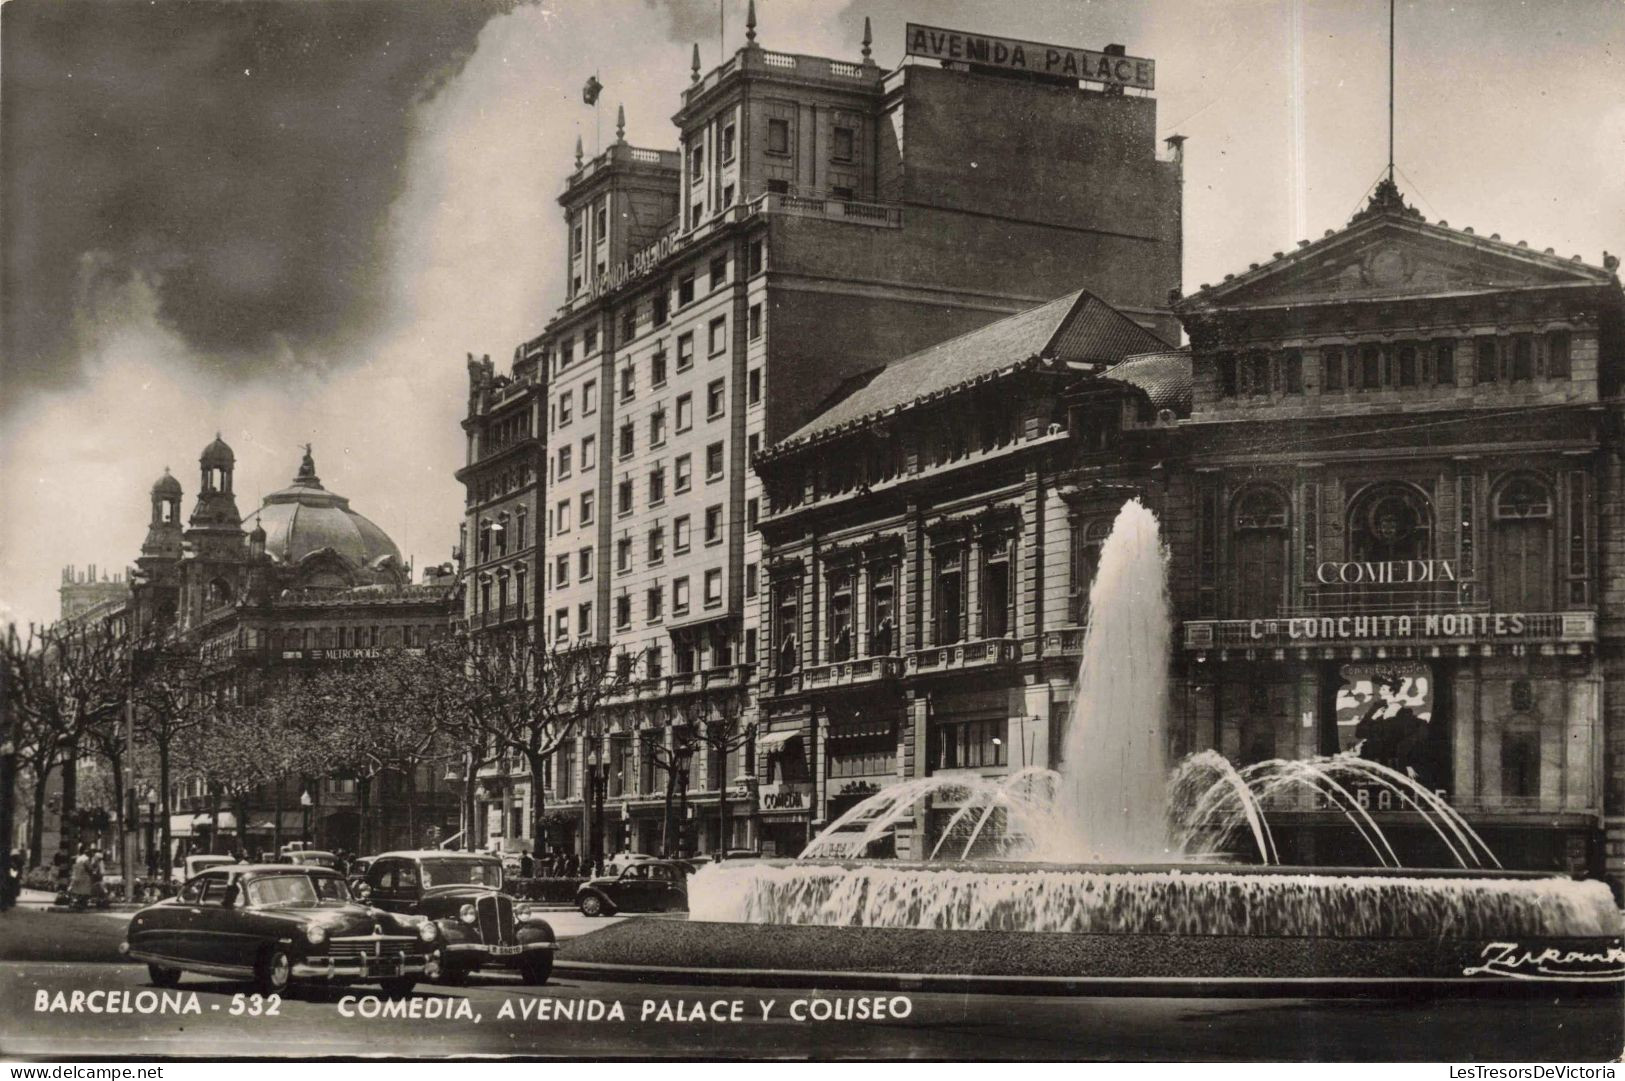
[[52, 844, 110, 910], [512, 847, 597, 879]]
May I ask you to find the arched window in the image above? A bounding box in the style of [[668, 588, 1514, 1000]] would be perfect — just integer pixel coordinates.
[[1069, 518, 1113, 624], [206, 579, 233, 607], [1348, 484, 1432, 563], [1491, 475, 1554, 610], [1230, 487, 1289, 619]]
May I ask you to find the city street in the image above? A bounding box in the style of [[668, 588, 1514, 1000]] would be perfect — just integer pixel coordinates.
[[2, 906, 1620, 1060]]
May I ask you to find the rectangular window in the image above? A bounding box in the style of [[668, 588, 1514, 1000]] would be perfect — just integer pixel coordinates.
[[767, 118, 790, 155], [748, 433, 759, 457], [619, 422, 634, 459], [554, 554, 570, 588], [677, 332, 695, 370], [619, 364, 635, 402], [1397, 344, 1418, 388], [556, 499, 571, 533], [1476, 337, 1499, 384], [709, 315, 727, 356], [1547, 330, 1571, 378], [579, 547, 594, 581], [746, 562, 758, 597], [675, 453, 692, 492], [594, 202, 607, 239], [581, 435, 596, 471], [1434, 341, 1456, 386], [933, 718, 1008, 771], [828, 571, 854, 661], [710, 256, 728, 290], [554, 608, 568, 640], [721, 183, 735, 208], [722, 123, 736, 162], [706, 441, 724, 480], [647, 586, 664, 622], [1511, 334, 1534, 381], [621, 309, 636, 343], [674, 515, 691, 553], [749, 240, 764, 276], [648, 466, 666, 505], [707, 378, 726, 419], [704, 504, 723, 544], [981, 540, 1011, 638], [1501, 730, 1540, 800], [1282, 351, 1303, 393], [690, 202, 704, 229], [648, 524, 665, 564], [690, 144, 703, 179], [747, 497, 758, 529], [653, 291, 669, 327], [580, 491, 594, 526], [583, 379, 598, 414], [617, 479, 633, 516], [831, 185, 855, 202], [1358, 344, 1381, 390], [558, 391, 573, 426], [678, 274, 695, 307], [749, 304, 762, 340], [617, 537, 632, 573], [934, 549, 964, 645], [676, 393, 693, 432], [748, 368, 762, 404], [870, 572, 896, 654], [1217, 353, 1238, 397], [833, 126, 855, 162], [561, 341, 574, 369], [673, 576, 691, 615], [615, 594, 631, 629], [557, 445, 572, 478], [704, 568, 723, 607], [577, 602, 592, 635], [651, 351, 668, 387], [584, 326, 598, 354], [650, 409, 667, 447]]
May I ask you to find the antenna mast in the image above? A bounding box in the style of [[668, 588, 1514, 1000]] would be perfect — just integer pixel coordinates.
[[1388, 0, 1396, 183]]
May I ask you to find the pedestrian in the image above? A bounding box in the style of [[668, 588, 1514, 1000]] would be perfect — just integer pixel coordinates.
[[2, 850, 20, 910], [68, 853, 94, 911], [519, 848, 535, 879]]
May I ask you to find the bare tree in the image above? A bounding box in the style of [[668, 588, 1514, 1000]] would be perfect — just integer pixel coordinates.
[[684, 686, 755, 856], [42, 621, 132, 858], [2, 624, 68, 865], [131, 636, 205, 872]]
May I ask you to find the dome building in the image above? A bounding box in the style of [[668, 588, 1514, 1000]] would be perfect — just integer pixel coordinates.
[[241, 446, 406, 588]]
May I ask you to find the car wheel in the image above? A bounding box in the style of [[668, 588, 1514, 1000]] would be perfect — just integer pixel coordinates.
[[437, 961, 470, 986], [253, 947, 292, 996], [579, 893, 604, 917], [378, 977, 417, 998], [146, 963, 181, 988], [518, 953, 553, 985]]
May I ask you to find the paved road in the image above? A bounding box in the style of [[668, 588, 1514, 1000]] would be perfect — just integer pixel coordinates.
[[2, 908, 1620, 1060]]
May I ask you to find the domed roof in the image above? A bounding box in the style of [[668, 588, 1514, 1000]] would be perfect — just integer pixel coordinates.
[[200, 434, 235, 466], [151, 468, 182, 497], [240, 448, 401, 572]]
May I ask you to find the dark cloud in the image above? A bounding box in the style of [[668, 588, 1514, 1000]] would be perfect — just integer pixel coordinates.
[[0, 0, 516, 403]]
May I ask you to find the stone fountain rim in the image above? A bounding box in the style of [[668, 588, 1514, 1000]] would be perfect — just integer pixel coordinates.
[[716, 858, 1576, 882]]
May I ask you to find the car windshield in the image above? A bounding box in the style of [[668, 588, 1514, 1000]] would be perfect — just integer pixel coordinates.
[[420, 860, 501, 889], [311, 876, 351, 902], [246, 875, 319, 907], [298, 855, 338, 868]]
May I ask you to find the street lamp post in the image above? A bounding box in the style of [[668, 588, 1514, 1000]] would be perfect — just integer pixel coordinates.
[[299, 788, 312, 845], [143, 786, 157, 880]]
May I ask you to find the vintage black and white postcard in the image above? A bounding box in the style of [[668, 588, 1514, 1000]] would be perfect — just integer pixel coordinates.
[[2, 0, 1622, 1064]]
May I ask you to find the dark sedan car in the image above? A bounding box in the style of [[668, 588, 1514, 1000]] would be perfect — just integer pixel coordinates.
[[576, 860, 688, 916], [358, 850, 556, 984], [121, 865, 438, 996]]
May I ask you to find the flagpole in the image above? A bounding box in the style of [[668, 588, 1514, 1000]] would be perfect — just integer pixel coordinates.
[[1388, 0, 1395, 183]]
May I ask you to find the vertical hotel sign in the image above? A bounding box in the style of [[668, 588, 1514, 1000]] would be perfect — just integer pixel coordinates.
[[904, 24, 1154, 90]]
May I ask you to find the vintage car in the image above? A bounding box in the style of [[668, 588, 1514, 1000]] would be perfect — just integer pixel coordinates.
[[122, 864, 439, 996], [576, 860, 689, 916], [357, 850, 556, 984], [170, 853, 236, 884], [282, 849, 341, 871]]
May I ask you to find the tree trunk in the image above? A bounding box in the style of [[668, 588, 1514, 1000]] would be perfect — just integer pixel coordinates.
[[232, 795, 250, 859], [108, 747, 127, 897], [157, 740, 172, 874], [60, 739, 79, 852], [461, 756, 479, 851], [357, 776, 371, 857], [405, 766, 418, 849], [271, 777, 284, 859], [28, 758, 52, 866], [209, 787, 223, 855], [526, 750, 549, 858], [662, 763, 678, 857]]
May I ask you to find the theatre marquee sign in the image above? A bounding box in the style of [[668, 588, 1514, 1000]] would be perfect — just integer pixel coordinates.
[[1184, 611, 1596, 651], [904, 24, 1155, 89]]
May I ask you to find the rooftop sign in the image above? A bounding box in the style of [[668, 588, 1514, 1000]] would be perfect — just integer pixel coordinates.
[[904, 24, 1154, 90]]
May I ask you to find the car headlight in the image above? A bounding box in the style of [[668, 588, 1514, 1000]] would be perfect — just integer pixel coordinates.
[[418, 921, 439, 943], [306, 925, 327, 945], [515, 904, 533, 921], [458, 903, 476, 925]]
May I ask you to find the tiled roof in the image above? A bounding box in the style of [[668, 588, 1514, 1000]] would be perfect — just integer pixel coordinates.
[[778, 290, 1170, 451], [1102, 349, 1192, 416]]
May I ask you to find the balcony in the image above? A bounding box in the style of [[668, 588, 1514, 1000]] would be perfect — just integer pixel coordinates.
[[906, 638, 1020, 675], [756, 191, 902, 229], [680, 47, 879, 111], [1183, 610, 1596, 659], [795, 655, 904, 696], [1040, 626, 1088, 656]]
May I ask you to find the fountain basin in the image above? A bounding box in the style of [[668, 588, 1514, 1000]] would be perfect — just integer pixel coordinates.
[[553, 860, 1623, 995]]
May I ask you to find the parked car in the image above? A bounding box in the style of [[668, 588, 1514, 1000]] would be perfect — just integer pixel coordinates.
[[576, 860, 689, 916], [282, 850, 341, 871], [122, 864, 438, 996], [356, 850, 556, 984], [604, 851, 656, 875], [346, 857, 373, 889], [170, 853, 236, 884]]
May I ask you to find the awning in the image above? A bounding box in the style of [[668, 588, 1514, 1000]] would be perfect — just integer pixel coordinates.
[[756, 730, 802, 751], [192, 812, 237, 831], [168, 814, 194, 838]]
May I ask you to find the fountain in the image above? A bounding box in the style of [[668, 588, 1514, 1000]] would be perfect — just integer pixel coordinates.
[[568, 500, 1624, 990]]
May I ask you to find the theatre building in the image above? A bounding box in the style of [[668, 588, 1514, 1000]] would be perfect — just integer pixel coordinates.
[[753, 291, 1176, 855], [520, 15, 1181, 855], [1171, 181, 1625, 884]]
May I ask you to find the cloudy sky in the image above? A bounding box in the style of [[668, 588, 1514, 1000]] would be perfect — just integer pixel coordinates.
[[2, 0, 1622, 628]]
